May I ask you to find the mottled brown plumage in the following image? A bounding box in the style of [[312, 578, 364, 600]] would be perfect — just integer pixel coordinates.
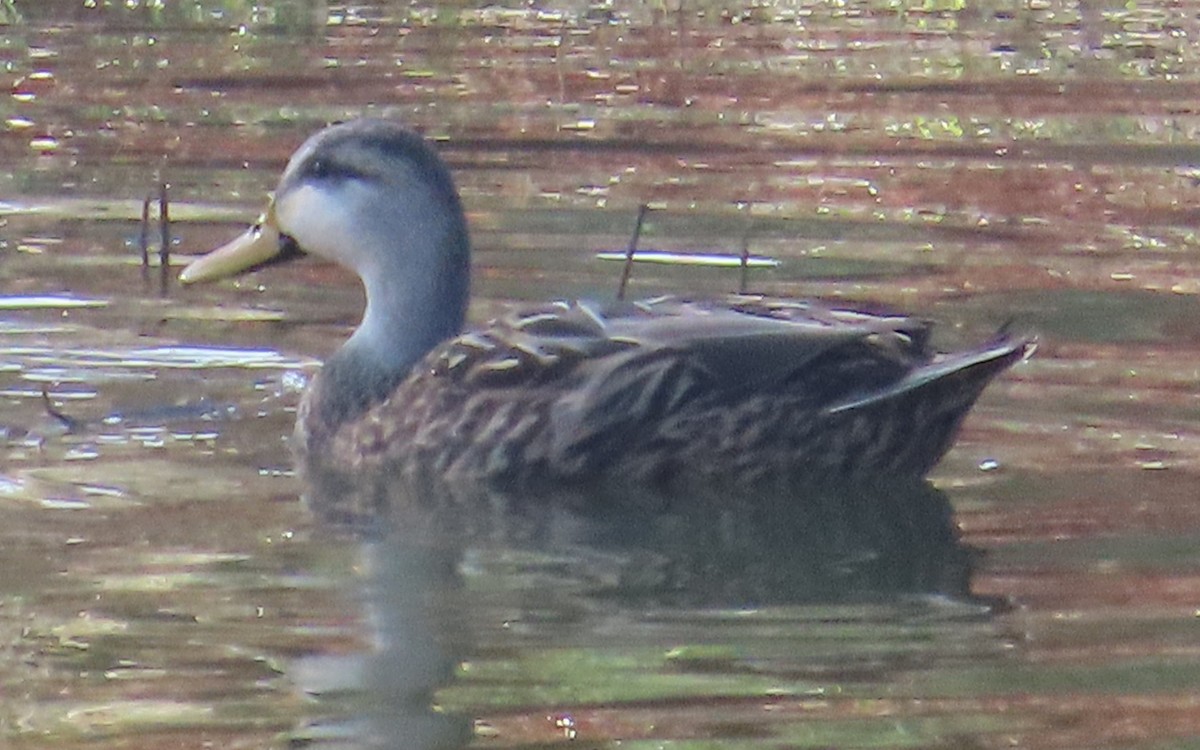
[[181, 119, 1033, 521], [296, 296, 1031, 506]]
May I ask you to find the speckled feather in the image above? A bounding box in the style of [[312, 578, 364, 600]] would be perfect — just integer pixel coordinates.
[[296, 295, 1032, 500], [180, 119, 1033, 524]]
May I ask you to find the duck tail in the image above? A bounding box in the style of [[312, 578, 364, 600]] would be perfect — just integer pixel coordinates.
[[827, 332, 1034, 417], [821, 330, 1034, 477]]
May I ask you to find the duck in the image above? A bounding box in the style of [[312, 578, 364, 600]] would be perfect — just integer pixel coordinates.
[[180, 118, 1033, 502]]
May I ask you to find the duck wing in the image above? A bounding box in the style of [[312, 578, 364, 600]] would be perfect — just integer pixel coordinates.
[[330, 296, 1027, 491], [527, 297, 939, 476]]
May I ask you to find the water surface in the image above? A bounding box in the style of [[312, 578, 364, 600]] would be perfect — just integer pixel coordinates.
[[4, 2, 1200, 748]]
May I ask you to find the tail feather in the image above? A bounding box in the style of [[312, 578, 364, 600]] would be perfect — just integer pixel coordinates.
[[826, 334, 1035, 416]]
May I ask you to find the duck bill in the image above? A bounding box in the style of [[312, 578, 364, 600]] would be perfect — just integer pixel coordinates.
[[179, 201, 290, 284]]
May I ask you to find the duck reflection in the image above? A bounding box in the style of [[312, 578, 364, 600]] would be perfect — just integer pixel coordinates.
[[299, 475, 985, 749]]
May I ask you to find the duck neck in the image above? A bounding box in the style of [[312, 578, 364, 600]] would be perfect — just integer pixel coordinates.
[[318, 223, 470, 431], [345, 265, 466, 377]]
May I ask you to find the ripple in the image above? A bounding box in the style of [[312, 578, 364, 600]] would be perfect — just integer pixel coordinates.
[[0, 295, 108, 310], [0, 345, 310, 370]]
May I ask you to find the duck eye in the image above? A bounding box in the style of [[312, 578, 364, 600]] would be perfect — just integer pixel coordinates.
[[308, 159, 329, 178], [305, 157, 364, 182]]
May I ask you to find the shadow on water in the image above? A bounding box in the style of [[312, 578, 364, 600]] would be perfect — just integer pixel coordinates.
[[306, 473, 989, 749]]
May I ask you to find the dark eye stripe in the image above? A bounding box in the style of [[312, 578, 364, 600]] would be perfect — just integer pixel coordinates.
[[304, 157, 370, 182]]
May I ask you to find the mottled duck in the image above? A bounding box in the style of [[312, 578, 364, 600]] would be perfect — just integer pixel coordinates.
[[181, 119, 1033, 500]]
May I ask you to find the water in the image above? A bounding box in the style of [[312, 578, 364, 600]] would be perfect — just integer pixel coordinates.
[[4, 2, 1200, 748]]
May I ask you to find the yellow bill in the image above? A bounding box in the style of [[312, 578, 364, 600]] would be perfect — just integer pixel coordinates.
[[179, 200, 283, 284]]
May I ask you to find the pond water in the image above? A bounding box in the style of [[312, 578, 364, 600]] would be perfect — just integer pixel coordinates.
[[4, 2, 1200, 748]]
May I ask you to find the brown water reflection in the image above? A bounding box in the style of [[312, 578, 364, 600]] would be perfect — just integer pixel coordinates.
[[4, 1, 1200, 748]]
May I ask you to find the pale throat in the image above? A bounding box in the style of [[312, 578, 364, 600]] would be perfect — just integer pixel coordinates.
[[278, 173, 471, 403], [342, 234, 468, 380]]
